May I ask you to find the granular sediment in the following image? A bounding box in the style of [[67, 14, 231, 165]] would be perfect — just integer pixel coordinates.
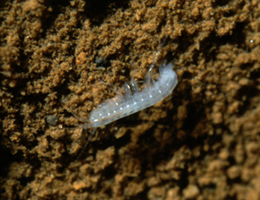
[[1, 0, 260, 199]]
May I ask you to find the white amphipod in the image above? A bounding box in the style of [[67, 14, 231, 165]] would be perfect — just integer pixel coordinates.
[[84, 61, 178, 128]]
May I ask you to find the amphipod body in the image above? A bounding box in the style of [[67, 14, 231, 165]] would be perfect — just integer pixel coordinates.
[[86, 62, 178, 128]]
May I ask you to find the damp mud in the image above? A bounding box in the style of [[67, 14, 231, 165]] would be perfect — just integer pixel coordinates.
[[1, 0, 260, 199]]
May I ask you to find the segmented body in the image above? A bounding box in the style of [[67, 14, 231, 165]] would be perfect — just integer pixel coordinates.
[[86, 62, 178, 128]]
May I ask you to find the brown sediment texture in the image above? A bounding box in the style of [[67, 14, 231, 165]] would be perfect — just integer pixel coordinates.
[[1, 0, 260, 199]]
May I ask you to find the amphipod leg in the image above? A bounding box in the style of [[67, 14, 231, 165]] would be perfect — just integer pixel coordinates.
[[75, 128, 97, 162], [129, 78, 139, 93]]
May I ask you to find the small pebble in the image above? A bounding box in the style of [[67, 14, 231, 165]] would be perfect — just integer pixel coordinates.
[[46, 115, 59, 126]]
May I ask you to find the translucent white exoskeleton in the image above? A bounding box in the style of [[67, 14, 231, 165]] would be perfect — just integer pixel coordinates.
[[80, 43, 178, 128], [85, 62, 178, 128]]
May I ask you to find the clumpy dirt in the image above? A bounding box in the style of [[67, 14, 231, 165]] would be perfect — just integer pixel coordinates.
[[0, 0, 260, 199]]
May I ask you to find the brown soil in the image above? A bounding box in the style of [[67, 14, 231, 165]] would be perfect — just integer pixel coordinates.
[[1, 0, 260, 199]]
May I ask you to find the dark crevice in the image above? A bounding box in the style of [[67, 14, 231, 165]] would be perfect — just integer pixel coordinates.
[[82, 0, 130, 26]]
